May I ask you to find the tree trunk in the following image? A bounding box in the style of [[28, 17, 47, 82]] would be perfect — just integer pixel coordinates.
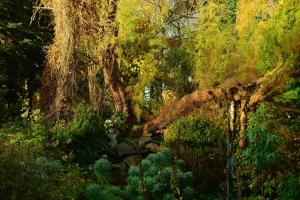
[[101, 45, 129, 113], [98, 0, 136, 124], [40, 0, 80, 121]]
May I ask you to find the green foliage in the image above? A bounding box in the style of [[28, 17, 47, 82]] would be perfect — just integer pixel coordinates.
[[69, 105, 104, 137], [242, 104, 279, 169], [164, 116, 225, 192], [194, 1, 239, 88], [0, 0, 51, 122], [117, 0, 195, 118], [117, 0, 141, 42], [0, 1, 300, 199], [0, 141, 85, 200], [93, 158, 111, 186], [239, 104, 282, 198], [278, 175, 300, 200], [276, 78, 300, 106], [85, 184, 125, 200], [85, 184, 102, 200], [256, 0, 300, 75], [85, 158, 126, 200], [8, 123, 48, 152], [228, 0, 237, 23], [164, 116, 224, 156], [51, 105, 109, 164], [127, 147, 195, 200]]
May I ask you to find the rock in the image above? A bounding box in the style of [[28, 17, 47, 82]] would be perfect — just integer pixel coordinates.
[[114, 143, 137, 156], [138, 136, 152, 147], [107, 129, 119, 147], [123, 155, 140, 167], [145, 143, 160, 153], [111, 163, 127, 185]]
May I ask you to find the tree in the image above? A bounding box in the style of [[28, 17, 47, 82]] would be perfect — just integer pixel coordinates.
[[143, 0, 300, 134], [0, 0, 51, 122]]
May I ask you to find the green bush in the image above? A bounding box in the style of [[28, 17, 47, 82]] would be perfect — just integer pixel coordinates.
[[279, 176, 300, 200], [51, 105, 110, 164], [239, 104, 280, 198], [276, 78, 300, 107], [164, 116, 225, 191], [0, 117, 88, 200], [86, 149, 196, 200], [242, 104, 279, 169], [85, 158, 127, 200], [9, 123, 48, 151], [126, 148, 195, 200], [0, 145, 62, 200]]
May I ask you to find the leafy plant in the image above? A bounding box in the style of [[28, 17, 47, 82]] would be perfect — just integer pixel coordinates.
[[278, 175, 300, 200], [241, 104, 280, 198], [165, 116, 225, 191], [126, 148, 195, 200], [0, 143, 84, 200], [242, 104, 279, 169], [93, 158, 111, 187], [85, 158, 126, 200], [51, 105, 109, 164]]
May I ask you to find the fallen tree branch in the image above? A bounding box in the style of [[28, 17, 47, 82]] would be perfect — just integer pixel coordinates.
[[143, 66, 300, 135]]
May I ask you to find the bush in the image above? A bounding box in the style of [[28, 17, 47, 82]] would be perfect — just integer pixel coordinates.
[[51, 105, 110, 164], [85, 158, 127, 200], [0, 145, 62, 200], [242, 104, 279, 169], [9, 123, 48, 151], [0, 116, 88, 200], [279, 176, 300, 200], [164, 116, 225, 191], [126, 148, 195, 200]]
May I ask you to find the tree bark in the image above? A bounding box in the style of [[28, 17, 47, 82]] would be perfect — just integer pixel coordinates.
[[101, 45, 130, 113], [87, 65, 104, 111]]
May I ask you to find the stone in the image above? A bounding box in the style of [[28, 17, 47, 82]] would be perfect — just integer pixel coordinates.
[[114, 143, 137, 156], [144, 143, 160, 153], [138, 136, 151, 147], [123, 155, 140, 167], [111, 163, 127, 185]]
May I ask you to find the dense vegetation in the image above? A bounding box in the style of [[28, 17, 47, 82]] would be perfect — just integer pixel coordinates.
[[0, 0, 299, 199]]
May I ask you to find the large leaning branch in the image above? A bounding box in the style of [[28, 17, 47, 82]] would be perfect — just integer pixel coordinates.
[[143, 67, 300, 135]]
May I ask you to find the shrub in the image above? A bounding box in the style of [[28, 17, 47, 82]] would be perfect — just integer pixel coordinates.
[[51, 105, 110, 164], [126, 148, 195, 200], [242, 104, 279, 169], [240, 104, 280, 198], [85, 158, 127, 200], [9, 123, 48, 151], [0, 143, 85, 200], [0, 119, 87, 200], [278, 176, 300, 200], [164, 116, 225, 191]]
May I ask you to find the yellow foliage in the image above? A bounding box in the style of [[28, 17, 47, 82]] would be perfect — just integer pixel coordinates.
[[161, 90, 177, 106]]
